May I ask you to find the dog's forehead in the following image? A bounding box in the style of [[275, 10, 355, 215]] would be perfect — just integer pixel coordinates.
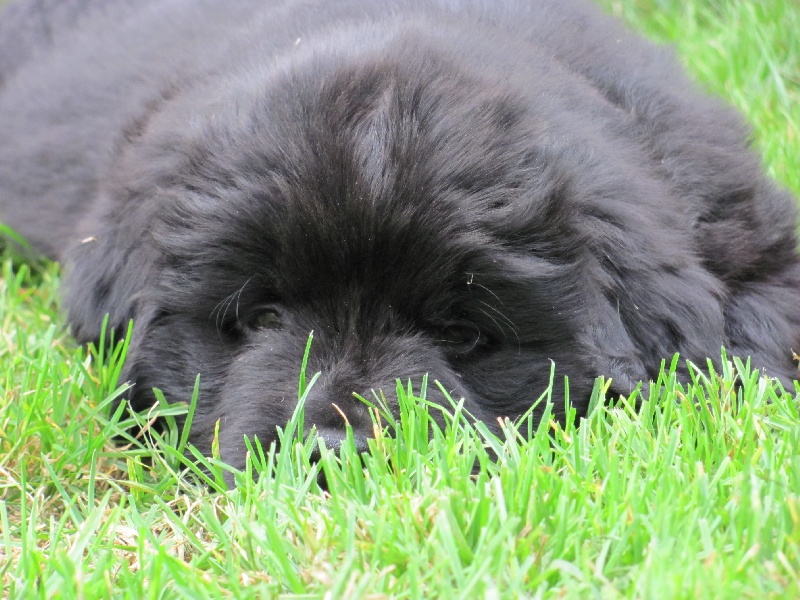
[[232, 59, 533, 290], [268, 169, 489, 307], [154, 46, 575, 316]]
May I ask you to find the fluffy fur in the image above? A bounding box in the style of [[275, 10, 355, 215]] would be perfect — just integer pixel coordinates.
[[1, 0, 798, 470]]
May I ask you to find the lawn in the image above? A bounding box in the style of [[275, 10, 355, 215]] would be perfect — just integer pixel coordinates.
[[1, 1, 800, 598]]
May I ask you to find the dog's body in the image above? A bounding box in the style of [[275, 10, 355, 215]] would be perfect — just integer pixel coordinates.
[[1, 0, 798, 469]]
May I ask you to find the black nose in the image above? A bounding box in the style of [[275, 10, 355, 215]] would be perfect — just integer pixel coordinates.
[[309, 426, 371, 462], [309, 427, 372, 490]]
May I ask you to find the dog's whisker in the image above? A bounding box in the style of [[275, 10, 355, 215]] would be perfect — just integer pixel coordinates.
[[476, 300, 519, 335], [233, 275, 255, 324], [468, 281, 505, 306], [209, 276, 256, 333]]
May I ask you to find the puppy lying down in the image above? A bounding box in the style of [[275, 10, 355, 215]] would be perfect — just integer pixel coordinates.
[[1, 0, 798, 470]]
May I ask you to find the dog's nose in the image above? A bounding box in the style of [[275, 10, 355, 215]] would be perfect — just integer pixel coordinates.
[[303, 380, 374, 429], [310, 427, 371, 463], [310, 427, 371, 490]]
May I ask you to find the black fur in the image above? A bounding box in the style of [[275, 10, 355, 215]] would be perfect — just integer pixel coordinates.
[[1, 0, 798, 470]]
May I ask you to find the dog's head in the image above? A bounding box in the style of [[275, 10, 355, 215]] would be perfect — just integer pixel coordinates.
[[63, 31, 653, 470]]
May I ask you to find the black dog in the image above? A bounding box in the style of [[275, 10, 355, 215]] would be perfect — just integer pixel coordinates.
[[1, 0, 798, 470]]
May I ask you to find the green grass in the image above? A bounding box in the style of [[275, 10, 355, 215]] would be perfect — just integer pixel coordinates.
[[2, 1, 800, 597]]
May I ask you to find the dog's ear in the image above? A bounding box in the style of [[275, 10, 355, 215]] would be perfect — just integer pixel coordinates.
[[61, 221, 160, 346], [579, 298, 650, 399], [63, 226, 166, 422]]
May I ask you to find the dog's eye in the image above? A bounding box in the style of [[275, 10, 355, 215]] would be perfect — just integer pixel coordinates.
[[247, 307, 282, 330]]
